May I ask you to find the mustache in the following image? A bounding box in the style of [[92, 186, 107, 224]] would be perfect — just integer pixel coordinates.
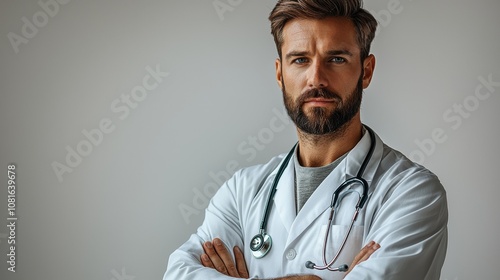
[[298, 88, 341, 104]]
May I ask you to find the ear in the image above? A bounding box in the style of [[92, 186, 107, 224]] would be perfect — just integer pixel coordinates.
[[362, 54, 376, 89], [275, 58, 283, 90]]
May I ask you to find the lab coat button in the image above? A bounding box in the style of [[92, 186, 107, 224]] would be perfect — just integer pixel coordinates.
[[286, 249, 297, 260]]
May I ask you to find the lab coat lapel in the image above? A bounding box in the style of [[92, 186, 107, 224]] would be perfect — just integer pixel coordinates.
[[273, 157, 296, 233], [286, 161, 344, 245], [344, 128, 384, 186], [285, 128, 383, 245]]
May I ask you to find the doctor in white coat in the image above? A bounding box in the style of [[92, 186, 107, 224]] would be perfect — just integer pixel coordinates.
[[164, 0, 448, 279]]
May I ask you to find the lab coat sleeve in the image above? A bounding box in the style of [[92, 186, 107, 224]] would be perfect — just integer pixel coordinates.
[[344, 169, 448, 280], [163, 171, 247, 280]]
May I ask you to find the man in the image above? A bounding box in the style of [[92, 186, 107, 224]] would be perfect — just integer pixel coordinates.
[[164, 0, 448, 279]]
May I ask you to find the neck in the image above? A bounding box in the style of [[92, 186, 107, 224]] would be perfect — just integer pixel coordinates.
[[296, 119, 363, 167]]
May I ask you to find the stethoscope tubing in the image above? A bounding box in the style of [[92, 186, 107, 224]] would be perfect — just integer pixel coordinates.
[[258, 143, 297, 232], [251, 125, 376, 270]]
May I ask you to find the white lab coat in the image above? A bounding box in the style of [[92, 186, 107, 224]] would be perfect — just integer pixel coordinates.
[[164, 130, 448, 280]]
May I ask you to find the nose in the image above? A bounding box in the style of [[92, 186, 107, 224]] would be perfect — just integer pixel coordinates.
[[307, 61, 328, 89]]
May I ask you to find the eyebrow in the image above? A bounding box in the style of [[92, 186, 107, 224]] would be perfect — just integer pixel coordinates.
[[327, 49, 354, 56], [285, 49, 354, 60], [285, 51, 309, 60]]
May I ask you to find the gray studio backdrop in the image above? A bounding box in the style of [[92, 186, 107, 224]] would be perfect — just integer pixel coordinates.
[[1, 0, 499, 279]]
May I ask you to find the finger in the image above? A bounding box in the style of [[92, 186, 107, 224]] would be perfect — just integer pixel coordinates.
[[353, 241, 379, 264], [364, 242, 380, 258], [201, 253, 214, 268], [233, 246, 249, 278], [212, 238, 240, 277], [357, 242, 380, 263], [346, 241, 380, 275], [203, 241, 228, 275], [349, 241, 372, 266]]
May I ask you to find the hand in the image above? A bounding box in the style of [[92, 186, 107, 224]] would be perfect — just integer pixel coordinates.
[[201, 238, 249, 278], [201, 238, 320, 280], [344, 241, 380, 277]]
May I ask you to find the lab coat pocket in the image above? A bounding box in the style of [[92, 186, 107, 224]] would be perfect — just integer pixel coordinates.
[[314, 224, 364, 268]]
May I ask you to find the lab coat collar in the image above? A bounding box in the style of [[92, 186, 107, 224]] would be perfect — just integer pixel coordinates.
[[273, 127, 384, 244], [342, 126, 383, 183]]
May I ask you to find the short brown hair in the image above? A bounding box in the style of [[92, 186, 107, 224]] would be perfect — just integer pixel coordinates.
[[269, 0, 377, 61]]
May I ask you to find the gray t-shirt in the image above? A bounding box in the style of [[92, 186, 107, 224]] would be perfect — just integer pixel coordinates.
[[294, 147, 347, 213]]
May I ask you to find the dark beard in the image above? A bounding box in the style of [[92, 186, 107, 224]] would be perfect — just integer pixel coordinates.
[[282, 73, 364, 136]]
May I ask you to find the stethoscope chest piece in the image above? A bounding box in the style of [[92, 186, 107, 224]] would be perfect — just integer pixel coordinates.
[[250, 233, 272, 259]]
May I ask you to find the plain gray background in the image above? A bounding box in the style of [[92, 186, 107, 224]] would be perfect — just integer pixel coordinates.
[[1, 0, 499, 279]]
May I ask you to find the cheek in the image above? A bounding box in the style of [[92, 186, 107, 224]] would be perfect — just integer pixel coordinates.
[[334, 70, 362, 93], [282, 69, 306, 93]]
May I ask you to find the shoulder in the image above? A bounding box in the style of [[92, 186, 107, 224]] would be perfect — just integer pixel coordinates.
[[217, 153, 287, 211], [374, 143, 446, 198], [366, 142, 448, 233], [231, 153, 286, 188]]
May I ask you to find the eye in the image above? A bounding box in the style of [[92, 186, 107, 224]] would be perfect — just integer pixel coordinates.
[[292, 57, 308, 64], [331, 57, 346, 64]]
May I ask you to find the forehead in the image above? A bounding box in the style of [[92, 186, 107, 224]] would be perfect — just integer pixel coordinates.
[[281, 17, 360, 55]]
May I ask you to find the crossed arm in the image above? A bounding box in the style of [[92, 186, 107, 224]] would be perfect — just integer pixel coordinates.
[[165, 162, 447, 279], [200, 238, 380, 279]]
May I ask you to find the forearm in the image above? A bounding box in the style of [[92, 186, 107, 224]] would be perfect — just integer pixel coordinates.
[[165, 174, 246, 280], [165, 242, 240, 280]]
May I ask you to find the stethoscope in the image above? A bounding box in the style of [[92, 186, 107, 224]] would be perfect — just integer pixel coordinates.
[[249, 125, 376, 273]]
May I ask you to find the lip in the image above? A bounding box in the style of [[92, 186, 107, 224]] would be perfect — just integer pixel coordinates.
[[304, 98, 335, 102], [303, 98, 336, 106]]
